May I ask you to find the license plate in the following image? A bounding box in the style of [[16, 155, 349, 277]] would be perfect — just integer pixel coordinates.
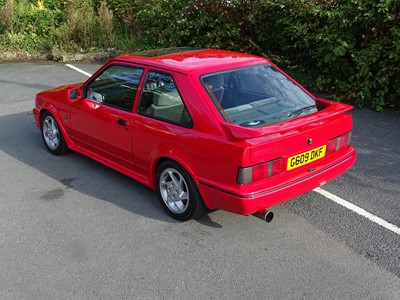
[[287, 145, 327, 171]]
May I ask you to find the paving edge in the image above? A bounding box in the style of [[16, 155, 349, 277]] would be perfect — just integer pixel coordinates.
[[0, 50, 125, 63]]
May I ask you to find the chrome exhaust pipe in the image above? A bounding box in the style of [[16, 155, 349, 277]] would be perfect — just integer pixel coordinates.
[[252, 209, 273, 223]]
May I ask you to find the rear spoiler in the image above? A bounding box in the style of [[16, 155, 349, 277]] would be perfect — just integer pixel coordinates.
[[220, 99, 353, 140]]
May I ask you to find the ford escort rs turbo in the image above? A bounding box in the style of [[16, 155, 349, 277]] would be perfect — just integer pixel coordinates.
[[33, 49, 356, 221]]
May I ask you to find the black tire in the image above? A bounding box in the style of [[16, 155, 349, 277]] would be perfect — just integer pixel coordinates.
[[156, 161, 207, 221], [41, 111, 68, 155]]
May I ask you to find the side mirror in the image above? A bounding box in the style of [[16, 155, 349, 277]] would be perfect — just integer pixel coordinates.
[[69, 88, 82, 101]]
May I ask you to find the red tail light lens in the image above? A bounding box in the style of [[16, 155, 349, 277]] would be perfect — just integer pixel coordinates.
[[252, 163, 269, 182], [340, 131, 351, 148], [327, 139, 338, 154], [237, 158, 284, 184], [327, 131, 352, 154], [271, 158, 284, 176]]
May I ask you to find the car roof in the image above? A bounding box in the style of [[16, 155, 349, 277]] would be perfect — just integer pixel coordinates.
[[112, 49, 267, 74]]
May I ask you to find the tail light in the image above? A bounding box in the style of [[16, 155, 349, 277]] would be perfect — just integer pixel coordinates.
[[237, 158, 284, 184], [327, 131, 352, 154]]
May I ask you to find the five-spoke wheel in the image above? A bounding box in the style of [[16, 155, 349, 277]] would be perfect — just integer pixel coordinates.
[[41, 111, 68, 155], [159, 167, 190, 214], [157, 161, 206, 221]]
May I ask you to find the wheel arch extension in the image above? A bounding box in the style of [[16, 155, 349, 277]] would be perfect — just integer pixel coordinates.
[[39, 107, 74, 149], [153, 155, 198, 187], [39, 105, 61, 125], [151, 155, 213, 208]]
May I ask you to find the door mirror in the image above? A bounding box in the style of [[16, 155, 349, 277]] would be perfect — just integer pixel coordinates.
[[69, 88, 82, 101]]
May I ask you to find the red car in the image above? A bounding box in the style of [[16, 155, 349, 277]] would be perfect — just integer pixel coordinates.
[[33, 49, 356, 222]]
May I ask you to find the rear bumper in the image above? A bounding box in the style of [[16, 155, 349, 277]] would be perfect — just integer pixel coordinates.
[[198, 147, 356, 215]]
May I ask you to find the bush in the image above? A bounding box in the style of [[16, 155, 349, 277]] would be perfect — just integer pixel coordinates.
[[0, 0, 56, 53], [0, 0, 399, 110], [175, 0, 252, 50], [244, 0, 400, 111], [307, 0, 400, 111], [58, 0, 97, 50], [0, 0, 117, 54]]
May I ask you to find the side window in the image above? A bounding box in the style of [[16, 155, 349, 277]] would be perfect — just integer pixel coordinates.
[[138, 71, 192, 127], [86, 65, 143, 111]]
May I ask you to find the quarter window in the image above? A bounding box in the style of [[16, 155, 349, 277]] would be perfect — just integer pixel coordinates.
[[86, 65, 143, 111], [138, 71, 192, 127]]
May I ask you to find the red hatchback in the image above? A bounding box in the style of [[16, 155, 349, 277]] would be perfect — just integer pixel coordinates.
[[33, 49, 356, 221]]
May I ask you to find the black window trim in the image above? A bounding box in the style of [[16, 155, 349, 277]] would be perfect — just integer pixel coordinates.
[[82, 63, 145, 113]]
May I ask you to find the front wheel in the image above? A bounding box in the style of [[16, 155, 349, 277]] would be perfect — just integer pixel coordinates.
[[41, 111, 68, 155], [157, 161, 207, 221]]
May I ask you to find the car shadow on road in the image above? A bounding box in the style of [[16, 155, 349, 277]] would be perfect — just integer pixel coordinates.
[[0, 111, 223, 226]]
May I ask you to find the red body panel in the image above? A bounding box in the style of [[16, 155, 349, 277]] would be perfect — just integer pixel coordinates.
[[33, 49, 356, 216]]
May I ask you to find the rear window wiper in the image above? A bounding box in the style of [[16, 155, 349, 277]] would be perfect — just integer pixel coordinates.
[[287, 104, 318, 118]]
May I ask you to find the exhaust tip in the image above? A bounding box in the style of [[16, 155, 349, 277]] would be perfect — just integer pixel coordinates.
[[252, 209, 274, 223]]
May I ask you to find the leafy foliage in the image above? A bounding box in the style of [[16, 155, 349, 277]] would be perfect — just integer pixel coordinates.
[[0, 0, 55, 53], [0, 0, 399, 110]]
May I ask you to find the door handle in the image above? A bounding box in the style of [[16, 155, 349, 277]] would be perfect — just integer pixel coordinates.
[[117, 119, 127, 126]]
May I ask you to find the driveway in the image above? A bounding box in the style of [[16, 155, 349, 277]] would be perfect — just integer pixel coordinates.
[[0, 61, 399, 299]]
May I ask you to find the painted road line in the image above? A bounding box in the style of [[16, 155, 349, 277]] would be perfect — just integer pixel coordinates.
[[314, 187, 400, 235], [65, 64, 92, 77]]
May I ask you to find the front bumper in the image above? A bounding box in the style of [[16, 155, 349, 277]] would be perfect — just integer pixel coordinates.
[[32, 107, 41, 129]]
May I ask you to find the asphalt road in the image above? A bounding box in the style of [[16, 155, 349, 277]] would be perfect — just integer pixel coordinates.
[[0, 61, 399, 299]]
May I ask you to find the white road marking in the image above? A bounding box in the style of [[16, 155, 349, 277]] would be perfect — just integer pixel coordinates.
[[314, 187, 400, 235], [65, 62, 400, 236], [65, 64, 92, 77]]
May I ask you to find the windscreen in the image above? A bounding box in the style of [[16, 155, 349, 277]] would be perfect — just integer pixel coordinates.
[[201, 64, 317, 127]]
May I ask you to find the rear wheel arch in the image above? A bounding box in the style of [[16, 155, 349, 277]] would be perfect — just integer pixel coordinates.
[[152, 152, 200, 188], [155, 157, 195, 179], [155, 159, 207, 221]]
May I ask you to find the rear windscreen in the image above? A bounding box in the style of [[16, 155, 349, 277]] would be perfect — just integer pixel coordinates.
[[201, 64, 317, 127]]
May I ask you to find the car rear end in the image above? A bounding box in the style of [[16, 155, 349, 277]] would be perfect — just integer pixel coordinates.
[[197, 61, 356, 215]]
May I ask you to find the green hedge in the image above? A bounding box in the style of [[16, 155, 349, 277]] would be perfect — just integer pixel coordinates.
[[0, 0, 399, 111]]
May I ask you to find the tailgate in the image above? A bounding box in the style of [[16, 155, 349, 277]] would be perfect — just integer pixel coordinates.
[[232, 99, 354, 186]]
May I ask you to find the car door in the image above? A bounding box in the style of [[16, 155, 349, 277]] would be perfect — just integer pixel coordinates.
[[69, 64, 144, 169], [132, 70, 194, 177]]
